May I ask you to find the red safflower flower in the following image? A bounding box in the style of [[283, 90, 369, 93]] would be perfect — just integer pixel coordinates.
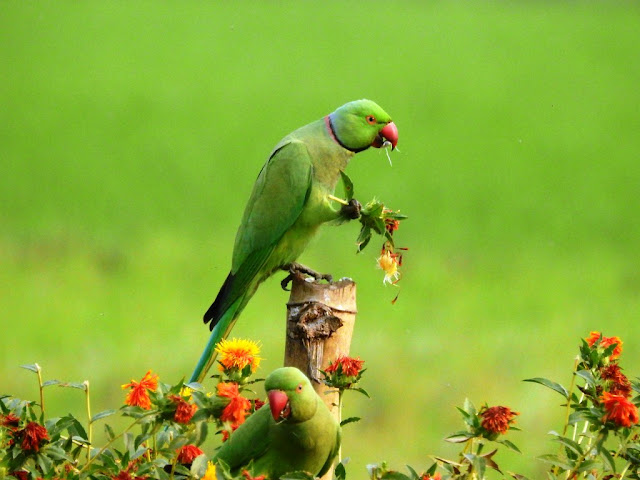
[[325, 356, 364, 377], [242, 469, 266, 480], [600, 364, 632, 398], [480, 405, 519, 435], [169, 395, 197, 424], [18, 421, 49, 452], [221, 424, 239, 442], [586, 332, 623, 360], [9, 472, 28, 480], [121, 370, 158, 410], [253, 398, 265, 411], [1, 413, 20, 429], [217, 382, 251, 426], [601, 391, 639, 427], [176, 444, 204, 464]]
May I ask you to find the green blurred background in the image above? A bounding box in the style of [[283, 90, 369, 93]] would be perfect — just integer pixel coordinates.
[[2, 1, 639, 477]]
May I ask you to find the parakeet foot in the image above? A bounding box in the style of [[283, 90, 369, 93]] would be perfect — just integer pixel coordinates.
[[280, 263, 333, 291], [340, 198, 362, 219]]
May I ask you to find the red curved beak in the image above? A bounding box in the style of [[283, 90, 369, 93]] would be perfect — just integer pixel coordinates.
[[268, 390, 290, 421], [372, 121, 398, 150]]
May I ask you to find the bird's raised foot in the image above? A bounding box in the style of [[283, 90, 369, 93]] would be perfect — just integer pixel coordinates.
[[340, 198, 362, 220], [280, 262, 333, 291]]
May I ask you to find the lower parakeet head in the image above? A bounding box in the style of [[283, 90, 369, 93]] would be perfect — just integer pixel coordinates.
[[265, 367, 318, 424], [327, 99, 398, 153]]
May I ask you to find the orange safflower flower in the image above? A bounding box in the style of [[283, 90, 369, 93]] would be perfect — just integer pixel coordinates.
[[215, 338, 262, 373], [169, 395, 197, 424], [601, 391, 639, 427], [217, 382, 252, 426], [586, 332, 623, 360], [121, 370, 158, 410], [176, 444, 204, 464], [420, 474, 441, 480], [325, 356, 364, 377], [18, 421, 49, 452], [480, 405, 519, 435]]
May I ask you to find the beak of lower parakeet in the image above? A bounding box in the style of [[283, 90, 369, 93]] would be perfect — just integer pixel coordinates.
[[372, 121, 398, 150], [268, 390, 291, 422]]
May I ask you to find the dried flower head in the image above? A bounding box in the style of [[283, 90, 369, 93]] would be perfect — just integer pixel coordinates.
[[601, 391, 639, 428], [480, 405, 519, 435], [121, 370, 159, 410], [377, 248, 400, 285], [17, 421, 49, 452], [600, 363, 632, 398]]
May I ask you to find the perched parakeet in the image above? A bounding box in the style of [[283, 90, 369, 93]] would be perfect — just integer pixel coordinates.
[[213, 367, 341, 478], [190, 100, 398, 383]]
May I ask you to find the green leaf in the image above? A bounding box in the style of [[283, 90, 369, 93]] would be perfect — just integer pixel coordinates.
[[191, 453, 209, 478], [445, 431, 476, 443], [381, 472, 412, 480], [550, 432, 584, 456], [91, 409, 117, 422], [405, 464, 420, 480], [36, 452, 54, 474], [523, 377, 569, 399], [537, 454, 573, 471], [20, 364, 40, 373], [340, 416, 361, 426], [498, 439, 522, 453], [61, 382, 88, 391], [335, 461, 347, 480], [340, 170, 354, 201], [600, 446, 616, 473], [351, 387, 371, 398], [42, 379, 62, 388], [576, 459, 601, 473], [104, 422, 116, 441], [575, 370, 597, 388]]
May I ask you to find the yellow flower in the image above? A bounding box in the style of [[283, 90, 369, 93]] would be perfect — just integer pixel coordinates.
[[201, 461, 216, 480], [215, 338, 262, 373], [377, 249, 400, 284]]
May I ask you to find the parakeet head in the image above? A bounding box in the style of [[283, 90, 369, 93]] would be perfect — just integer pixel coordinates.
[[327, 99, 398, 152], [265, 367, 318, 423]]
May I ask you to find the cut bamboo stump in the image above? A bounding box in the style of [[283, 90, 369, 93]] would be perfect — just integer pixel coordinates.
[[283, 275, 357, 418]]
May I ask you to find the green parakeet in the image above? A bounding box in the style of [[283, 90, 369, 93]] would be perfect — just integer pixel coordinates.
[[213, 367, 341, 478], [190, 100, 398, 383]]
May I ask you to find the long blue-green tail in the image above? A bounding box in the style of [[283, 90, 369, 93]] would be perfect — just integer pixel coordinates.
[[189, 297, 243, 383]]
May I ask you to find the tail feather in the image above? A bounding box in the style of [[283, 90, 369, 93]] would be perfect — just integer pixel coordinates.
[[190, 296, 243, 383], [204, 272, 236, 330]]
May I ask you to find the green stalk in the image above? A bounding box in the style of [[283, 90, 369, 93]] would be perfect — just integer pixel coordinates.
[[79, 411, 155, 473], [35, 363, 45, 416], [84, 380, 92, 463], [337, 389, 344, 462]]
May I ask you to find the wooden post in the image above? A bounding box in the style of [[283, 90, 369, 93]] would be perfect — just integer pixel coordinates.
[[283, 275, 357, 417]]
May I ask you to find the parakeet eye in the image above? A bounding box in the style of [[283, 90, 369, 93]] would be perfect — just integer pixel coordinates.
[[296, 383, 304, 393], [366, 115, 376, 125]]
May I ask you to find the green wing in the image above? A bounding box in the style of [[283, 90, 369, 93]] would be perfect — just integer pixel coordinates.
[[318, 424, 342, 477], [209, 141, 312, 319], [213, 405, 272, 470], [232, 140, 312, 272]]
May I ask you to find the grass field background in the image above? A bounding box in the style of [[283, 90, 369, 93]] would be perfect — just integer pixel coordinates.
[[2, 2, 640, 477]]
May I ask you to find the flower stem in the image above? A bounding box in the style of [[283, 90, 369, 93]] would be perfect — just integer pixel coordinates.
[[35, 363, 45, 416], [79, 412, 154, 473], [562, 356, 580, 437], [338, 389, 344, 463], [84, 380, 92, 463]]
